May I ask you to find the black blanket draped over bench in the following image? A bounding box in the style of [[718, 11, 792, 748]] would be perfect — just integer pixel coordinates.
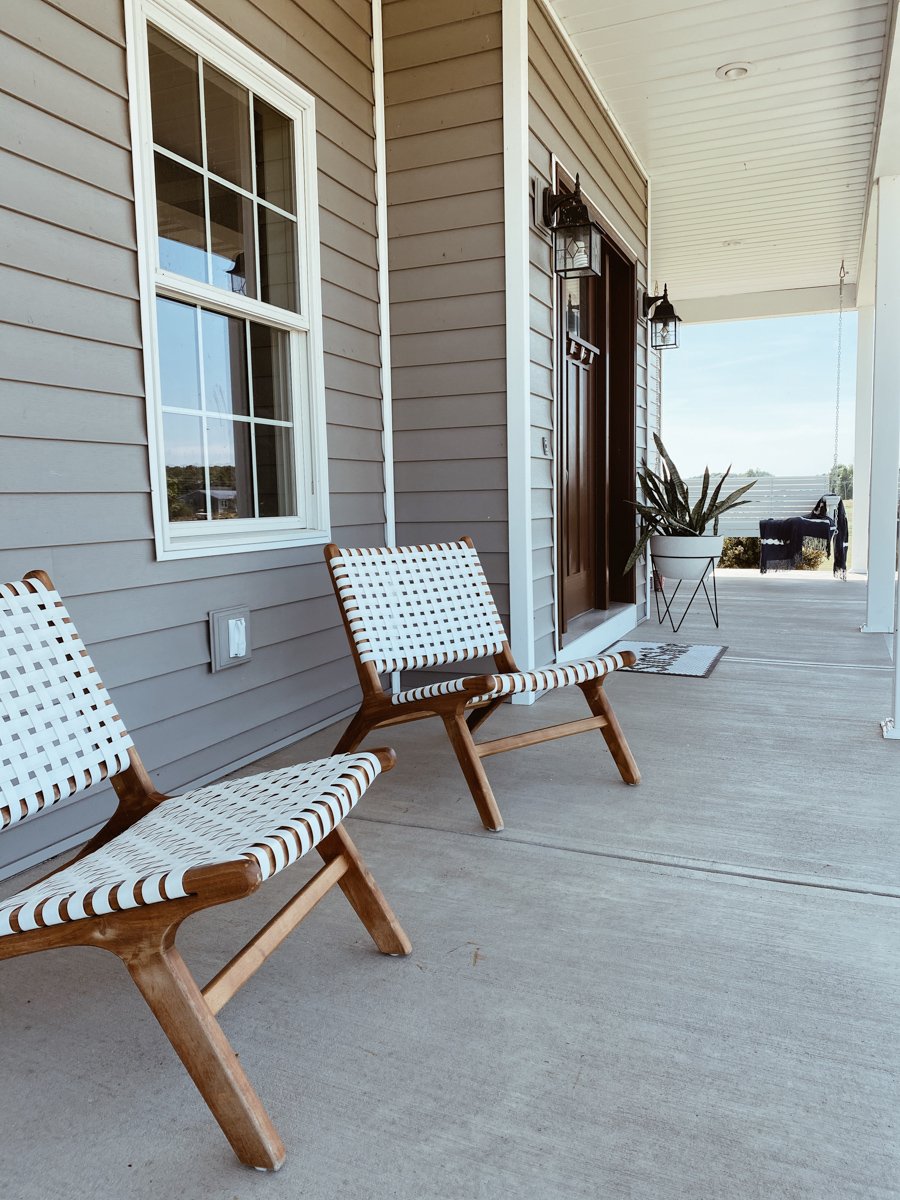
[[759, 516, 834, 573]]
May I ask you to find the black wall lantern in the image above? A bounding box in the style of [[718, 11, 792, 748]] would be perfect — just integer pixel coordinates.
[[543, 174, 602, 279], [643, 284, 681, 349]]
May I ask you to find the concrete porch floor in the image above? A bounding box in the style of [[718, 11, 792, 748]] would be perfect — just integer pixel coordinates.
[[1, 572, 898, 1198]]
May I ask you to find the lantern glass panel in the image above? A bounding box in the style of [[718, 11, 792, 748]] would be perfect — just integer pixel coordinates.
[[651, 317, 680, 350], [554, 221, 602, 279]]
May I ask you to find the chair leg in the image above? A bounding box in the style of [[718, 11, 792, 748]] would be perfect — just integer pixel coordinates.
[[441, 711, 505, 832], [332, 708, 372, 754], [317, 823, 412, 956], [123, 936, 286, 1171], [579, 679, 641, 785]]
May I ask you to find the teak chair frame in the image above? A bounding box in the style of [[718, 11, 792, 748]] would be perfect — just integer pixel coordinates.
[[325, 538, 640, 832], [0, 571, 411, 1173]]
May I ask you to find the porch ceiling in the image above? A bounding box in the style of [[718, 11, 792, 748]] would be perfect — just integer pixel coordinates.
[[548, 0, 895, 320]]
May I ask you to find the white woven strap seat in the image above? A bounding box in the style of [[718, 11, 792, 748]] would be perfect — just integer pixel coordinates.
[[392, 652, 629, 706], [328, 541, 507, 673], [0, 753, 380, 937], [0, 577, 134, 831]]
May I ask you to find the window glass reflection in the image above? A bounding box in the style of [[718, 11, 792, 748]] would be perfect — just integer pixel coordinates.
[[205, 416, 254, 518], [209, 180, 256, 297], [254, 97, 294, 213], [203, 64, 252, 191], [249, 323, 290, 420], [163, 412, 206, 521], [202, 311, 249, 416], [148, 26, 202, 165], [255, 423, 296, 517], [258, 207, 298, 312], [157, 298, 201, 410], [155, 153, 207, 281]]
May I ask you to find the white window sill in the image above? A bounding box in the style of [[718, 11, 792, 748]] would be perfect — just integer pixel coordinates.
[[155, 526, 331, 560]]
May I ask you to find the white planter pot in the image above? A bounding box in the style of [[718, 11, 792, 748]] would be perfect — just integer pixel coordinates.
[[650, 534, 723, 581]]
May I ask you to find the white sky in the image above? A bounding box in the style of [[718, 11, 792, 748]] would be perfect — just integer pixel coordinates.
[[660, 312, 858, 477]]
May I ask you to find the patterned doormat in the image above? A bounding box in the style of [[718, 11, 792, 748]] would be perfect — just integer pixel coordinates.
[[608, 640, 728, 678]]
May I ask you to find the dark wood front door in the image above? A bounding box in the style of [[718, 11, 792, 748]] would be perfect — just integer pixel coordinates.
[[561, 329, 600, 622], [557, 242, 637, 635]]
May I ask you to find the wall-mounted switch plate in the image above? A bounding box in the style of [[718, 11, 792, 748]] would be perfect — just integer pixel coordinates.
[[209, 605, 251, 671]]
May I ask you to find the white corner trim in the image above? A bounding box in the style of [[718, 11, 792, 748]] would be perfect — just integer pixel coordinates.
[[535, 0, 648, 184], [372, 0, 396, 547], [503, 0, 535, 673]]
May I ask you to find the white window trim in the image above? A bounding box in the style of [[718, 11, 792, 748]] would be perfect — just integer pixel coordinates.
[[126, 0, 330, 560]]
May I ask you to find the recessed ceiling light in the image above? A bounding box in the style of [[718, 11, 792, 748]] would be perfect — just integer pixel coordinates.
[[716, 62, 752, 80]]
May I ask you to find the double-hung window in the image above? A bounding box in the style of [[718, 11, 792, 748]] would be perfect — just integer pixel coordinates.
[[130, 0, 329, 558]]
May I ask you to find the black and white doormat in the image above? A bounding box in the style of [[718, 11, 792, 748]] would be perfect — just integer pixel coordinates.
[[608, 640, 728, 678]]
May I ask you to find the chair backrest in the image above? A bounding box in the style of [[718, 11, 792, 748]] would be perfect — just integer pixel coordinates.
[[0, 575, 133, 831], [327, 540, 508, 675]]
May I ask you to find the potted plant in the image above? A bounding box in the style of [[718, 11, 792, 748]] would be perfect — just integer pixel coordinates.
[[624, 434, 756, 581]]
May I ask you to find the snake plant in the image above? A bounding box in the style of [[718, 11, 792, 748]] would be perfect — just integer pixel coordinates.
[[624, 433, 756, 574]]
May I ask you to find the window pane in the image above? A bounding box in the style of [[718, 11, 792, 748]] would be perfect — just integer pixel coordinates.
[[254, 97, 294, 213], [255, 423, 296, 517], [155, 154, 207, 281], [203, 64, 252, 191], [249, 323, 290, 420], [202, 311, 249, 416], [209, 181, 256, 297], [206, 417, 254, 518], [163, 412, 206, 521], [258, 207, 298, 312], [157, 298, 201, 410], [148, 26, 202, 165]]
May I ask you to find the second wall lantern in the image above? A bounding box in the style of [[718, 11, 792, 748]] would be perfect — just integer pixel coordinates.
[[643, 285, 682, 349], [543, 174, 602, 279]]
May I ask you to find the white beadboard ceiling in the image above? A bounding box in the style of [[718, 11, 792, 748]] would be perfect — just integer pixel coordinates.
[[549, 0, 893, 317]]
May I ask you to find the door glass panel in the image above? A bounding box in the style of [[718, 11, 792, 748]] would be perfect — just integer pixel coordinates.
[[254, 423, 296, 517], [258, 208, 298, 312], [254, 97, 294, 213], [202, 311, 249, 416], [208, 180, 256, 297], [163, 412, 206, 521], [155, 154, 207, 281], [148, 26, 202, 165], [564, 279, 581, 337], [206, 417, 254, 518], [249, 323, 290, 420], [203, 64, 252, 191], [157, 298, 201, 410]]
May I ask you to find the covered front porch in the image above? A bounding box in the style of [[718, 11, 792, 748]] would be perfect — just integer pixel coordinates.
[[3, 571, 896, 1197]]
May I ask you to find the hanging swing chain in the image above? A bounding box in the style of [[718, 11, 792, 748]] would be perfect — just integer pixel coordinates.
[[832, 259, 846, 485]]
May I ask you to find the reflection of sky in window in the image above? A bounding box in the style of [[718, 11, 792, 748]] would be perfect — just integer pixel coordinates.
[[202, 311, 248, 415], [157, 299, 201, 409], [205, 416, 237, 466], [163, 412, 203, 466]]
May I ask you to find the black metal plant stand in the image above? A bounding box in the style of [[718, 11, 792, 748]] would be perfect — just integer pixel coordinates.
[[654, 559, 719, 634]]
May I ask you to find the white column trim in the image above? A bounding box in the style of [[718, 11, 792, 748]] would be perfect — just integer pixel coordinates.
[[372, 0, 395, 547], [852, 305, 874, 573], [503, 0, 535, 688], [864, 177, 900, 635]]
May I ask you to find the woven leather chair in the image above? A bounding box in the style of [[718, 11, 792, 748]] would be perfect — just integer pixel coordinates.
[[325, 537, 640, 831], [0, 571, 410, 1171]]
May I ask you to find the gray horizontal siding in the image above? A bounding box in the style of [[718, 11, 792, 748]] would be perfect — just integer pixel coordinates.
[[384, 0, 508, 623], [0, 0, 385, 876]]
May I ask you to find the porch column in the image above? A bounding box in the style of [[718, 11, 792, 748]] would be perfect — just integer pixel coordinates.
[[863, 176, 900, 634], [851, 306, 874, 572]]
